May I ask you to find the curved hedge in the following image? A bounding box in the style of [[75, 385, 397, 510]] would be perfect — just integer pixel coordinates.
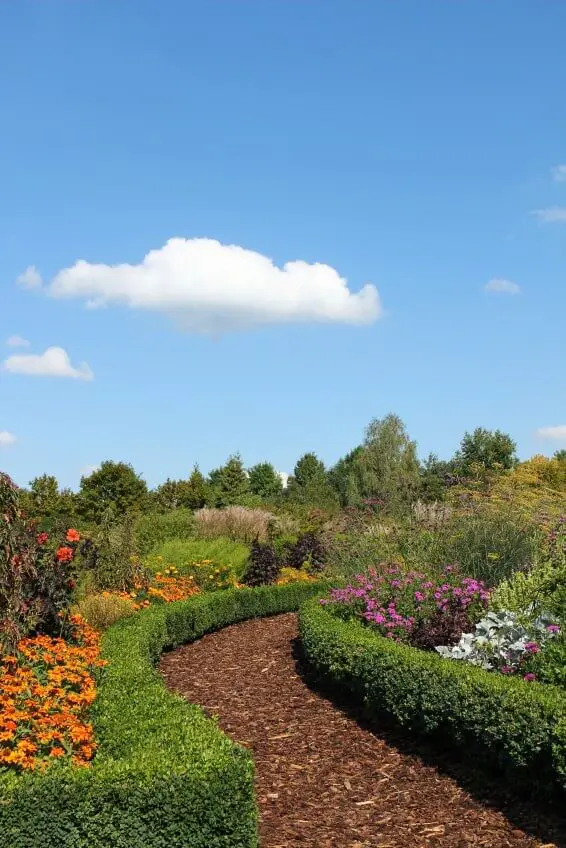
[[299, 598, 566, 793], [0, 582, 327, 848]]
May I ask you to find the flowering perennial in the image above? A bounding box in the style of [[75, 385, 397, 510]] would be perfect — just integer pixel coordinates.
[[0, 616, 105, 773]]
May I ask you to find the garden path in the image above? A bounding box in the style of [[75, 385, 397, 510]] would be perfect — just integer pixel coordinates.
[[160, 613, 563, 848]]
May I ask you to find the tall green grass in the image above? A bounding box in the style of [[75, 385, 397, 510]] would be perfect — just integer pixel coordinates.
[[145, 537, 250, 580]]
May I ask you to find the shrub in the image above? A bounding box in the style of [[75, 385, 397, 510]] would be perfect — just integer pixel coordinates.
[[300, 599, 566, 793], [194, 506, 275, 543], [76, 593, 137, 631], [0, 473, 81, 651], [243, 541, 280, 587], [1, 582, 327, 847], [78, 511, 145, 592], [284, 532, 328, 573], [134, 508, 196, 556]]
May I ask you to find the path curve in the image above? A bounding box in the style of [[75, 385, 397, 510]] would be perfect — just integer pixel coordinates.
[[160, 613, 561, 848]]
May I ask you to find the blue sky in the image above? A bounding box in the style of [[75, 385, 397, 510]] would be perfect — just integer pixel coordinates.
[[1, 0, 565, 490]]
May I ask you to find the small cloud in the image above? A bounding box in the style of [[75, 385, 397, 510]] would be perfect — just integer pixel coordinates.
[[537, 425, 566, 442], [3, 346, 94, 381], [552, 164, 566, 183], [0, 431, 17, 447], [44, 237, 383, 334], [80, 464, 99, 477], [6, 335, 31, 348], [532, 207, 566, 223], [16, 265, 42, 289], [484, 278, 520, 295]]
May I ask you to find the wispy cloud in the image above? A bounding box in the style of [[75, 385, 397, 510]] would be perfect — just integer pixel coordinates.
[[16, 265, 42, 289], [0, 431, 17, 447], [3, 347, 93, 381], [532, 207, 566, 224], [40, 237, 383, 334], [484, 278, 520, 295], [552, 164, 566, 183], [536, 425, 566, 441], [6, 335, 31, 348]]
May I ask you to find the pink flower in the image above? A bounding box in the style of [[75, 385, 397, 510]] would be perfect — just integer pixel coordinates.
[[524, 642, 540, 654], [414, 591, 425, 602], [500, 666, 513, 674], [523, 673, 537, 682], [547, 624, 560, 634]]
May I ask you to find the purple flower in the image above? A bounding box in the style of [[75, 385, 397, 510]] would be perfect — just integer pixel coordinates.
[[524, 642, 540, 654], [523, 673, 537, 682], [547, 624, 560, 634], [414, 591, 425, 602], [500, 666, 513, 675]]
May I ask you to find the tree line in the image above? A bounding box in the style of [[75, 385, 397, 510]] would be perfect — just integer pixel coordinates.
[[13, 413, 565, 528]]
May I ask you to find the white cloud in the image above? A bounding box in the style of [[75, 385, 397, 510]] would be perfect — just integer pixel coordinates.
[[532, 207, 566, 223], [3, 347, 93, 381], [552, 164, 566, 183], [0, 431, 17, 447], [6, 335, 31, 348], [45, 237, 383, 333], [16, 265, 42, 288], [537, 425, 566, 442], [484, 278, 520, 295]]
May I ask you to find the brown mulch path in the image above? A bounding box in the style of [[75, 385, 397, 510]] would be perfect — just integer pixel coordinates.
[[159, 613, 564, 848]]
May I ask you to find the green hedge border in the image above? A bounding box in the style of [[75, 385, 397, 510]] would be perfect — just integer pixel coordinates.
[[299, 598, 566, 793], [0, 582, 328, 848]]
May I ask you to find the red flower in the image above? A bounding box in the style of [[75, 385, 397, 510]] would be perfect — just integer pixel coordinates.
[[67, 579, 76, 590], [66, 529, 80, 543], [37, 532, 49, 545], [56, 546, 74, 563]]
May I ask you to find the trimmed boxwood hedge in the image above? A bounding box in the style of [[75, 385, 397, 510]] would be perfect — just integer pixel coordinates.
[[299, 598, 566, 794], [0, 582, 328, 848]]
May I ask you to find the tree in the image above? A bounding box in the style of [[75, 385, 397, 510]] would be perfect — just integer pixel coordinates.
[[286, 452, 338, 508], [248, 462, 283, 500], [185, 465, 214, 510], [554, 450, 566, 463], [78, 461, 148, 523], [209, 454, 249, 506], [328, 447, 363, 507], [418, 453, 455, 502], [455, 427, 517, 475], [152, 478, 190, 512], [358, 413, 420, 510], [19, 474, 78, 530]]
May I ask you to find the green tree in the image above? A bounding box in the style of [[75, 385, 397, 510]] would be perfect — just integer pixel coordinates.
[[152, 478, 191, 512], [209, 454, 249, 506], [248, 462, 283, 500], [185, 465, 214, 509], [418, 453, 454, 502], [554, 449, 566, 463], [19, 475, 78, 529], [78, 461, 148, 523], [455, 427, 518, 475], [328, 447, 363, 507], [287, 452, 338, 508], [358, 413, 420, 511]]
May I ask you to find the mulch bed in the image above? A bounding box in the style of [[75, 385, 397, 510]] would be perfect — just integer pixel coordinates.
[[159, 613, 564, 848]]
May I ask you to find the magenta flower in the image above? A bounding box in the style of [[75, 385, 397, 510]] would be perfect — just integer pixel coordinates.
[[547, 624, 560, 634], [523, 673, 537, 682], [500, 666, 513, 675], [524, 642, 540, 654]]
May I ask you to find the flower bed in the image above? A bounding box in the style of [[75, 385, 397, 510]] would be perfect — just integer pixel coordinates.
[[0, 617, 104, 773], [0, 581, 328, 848], [299, 598, 566, 794]]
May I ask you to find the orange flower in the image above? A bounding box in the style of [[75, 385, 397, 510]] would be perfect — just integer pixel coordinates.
[[66, 529, 81, 543], [56, 546, 74, 563]]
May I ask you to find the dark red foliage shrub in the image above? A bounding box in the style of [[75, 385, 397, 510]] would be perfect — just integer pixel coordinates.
[[0, 472, 80, 651], [410, 599, 475, 650], [243, 540, 281, 587], [285, 532, 327, 573]]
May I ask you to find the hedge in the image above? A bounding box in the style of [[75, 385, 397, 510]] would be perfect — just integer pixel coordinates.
[[299, 598, 566, 794], [0, 582, 328, 848]]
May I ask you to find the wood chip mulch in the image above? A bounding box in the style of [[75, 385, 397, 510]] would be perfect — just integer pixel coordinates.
[[159, 613, 565, 848]]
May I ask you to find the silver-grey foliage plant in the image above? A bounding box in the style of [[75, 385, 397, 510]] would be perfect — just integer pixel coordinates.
[[435, 608, 559, 671]]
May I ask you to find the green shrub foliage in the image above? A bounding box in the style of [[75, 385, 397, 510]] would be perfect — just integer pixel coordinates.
[[0, 582, 327, 847], [299, 599, 566, 794]]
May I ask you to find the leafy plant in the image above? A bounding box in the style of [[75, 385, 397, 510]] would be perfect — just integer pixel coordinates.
[[284, 531, 327, 573], [0, 472, 81, 651], [435, 608, 560, 679], [135, 508, 196, 556], [243, 540, 281, 586]]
